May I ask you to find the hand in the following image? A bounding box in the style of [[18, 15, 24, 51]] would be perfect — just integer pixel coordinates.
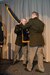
[[5, 4, 9, 8], [17, 21, 21, 25]]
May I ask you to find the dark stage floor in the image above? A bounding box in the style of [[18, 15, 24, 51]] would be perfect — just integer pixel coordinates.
[[0, 60, 50, 75]]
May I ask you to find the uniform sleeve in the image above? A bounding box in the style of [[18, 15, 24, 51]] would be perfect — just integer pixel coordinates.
[[14, 25, 21, 34], [5, 4, 20, 23], [8, 8, 20, 23], [21, 19, 31, 29]]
